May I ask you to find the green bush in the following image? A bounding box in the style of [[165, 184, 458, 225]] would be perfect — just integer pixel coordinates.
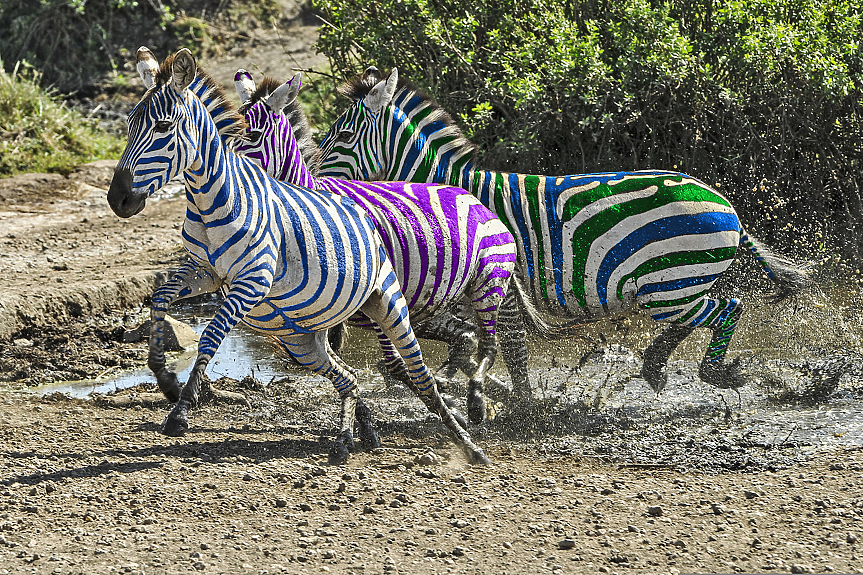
[[0, 60, 124, 176], [315, 0, 863, 260]]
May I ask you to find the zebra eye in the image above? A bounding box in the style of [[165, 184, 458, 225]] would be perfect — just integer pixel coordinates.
[[247, 130, 263, 143], [154, 120, 173, 133], [335, 129, 354, 143]]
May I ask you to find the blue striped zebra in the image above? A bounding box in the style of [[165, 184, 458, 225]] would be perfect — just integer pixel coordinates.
[[106, 49, 489, 464], [317, 67, 811, 395]]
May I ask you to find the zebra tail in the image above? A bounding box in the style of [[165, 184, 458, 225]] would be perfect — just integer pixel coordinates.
[[511, 276, 593, 338], [740, 229, 812, 303]]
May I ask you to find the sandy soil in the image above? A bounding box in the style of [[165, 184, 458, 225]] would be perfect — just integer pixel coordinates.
[[0, 13, 862, 575]]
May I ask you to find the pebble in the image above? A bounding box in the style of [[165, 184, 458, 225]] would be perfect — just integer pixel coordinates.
[[299, 503, 312, 511], [451, 475, 467, 484], [362, 505, 375, 514], [452, 547, 465, 557], [791, 565, 812, 574], [647, 506, 663, 517], [711, 503, 725, 515], [415, 452, 440, 466], [274, 499, 287, 508], [744, 490, 759, 499], [848, 533, 858, 544], [627, 525, 639, 533], [558, 539, 576, 550]]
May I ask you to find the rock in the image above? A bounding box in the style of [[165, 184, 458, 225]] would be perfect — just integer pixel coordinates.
[[452, 547, 465, 557], [711, 503, 725, 515], [647, 506, 663, 517], [362, 504, 375, 514], [791, 565, 811, 574], [274, 498, 287, 508], [558, 539, 576, 550], [193, 560, 205, 570], [415, 452, 440, 466], [744, 490, 759, 499], [122, 314, 199, 351], [13, 339, 32, 348], [848, 533, 858, 544], [299, 503, 312, 511], [44, 481, 56, 494], [451, 475, 466, 484], [627, 525, 639, 533]]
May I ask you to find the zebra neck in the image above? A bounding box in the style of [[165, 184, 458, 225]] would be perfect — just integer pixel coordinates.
[[275, 131, 317, 189], [182, 102, 237, 226]]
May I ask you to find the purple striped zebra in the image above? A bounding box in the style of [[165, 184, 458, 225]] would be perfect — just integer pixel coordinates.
[[227, 69, 528, 424]]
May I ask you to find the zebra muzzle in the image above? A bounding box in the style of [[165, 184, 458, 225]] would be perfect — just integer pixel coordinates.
[[107, 167, 148, 218]]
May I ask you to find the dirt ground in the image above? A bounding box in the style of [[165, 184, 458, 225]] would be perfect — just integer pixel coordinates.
[[1, 14, 863, 575]]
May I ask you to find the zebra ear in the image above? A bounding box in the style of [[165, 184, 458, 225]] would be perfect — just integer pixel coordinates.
[[234, 69, 256, 104], [170, 48, 196, 94], [136, 46, 159, 89], [267, 73, 302, 114], [361, 65, 382, 86], [365, 68, 398, 112]]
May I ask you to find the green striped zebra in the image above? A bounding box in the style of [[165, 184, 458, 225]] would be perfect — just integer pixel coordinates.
[[318, 67, 810, 395]]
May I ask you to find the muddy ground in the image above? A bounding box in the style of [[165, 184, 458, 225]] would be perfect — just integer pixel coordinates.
[[2, 15, 863, 575]]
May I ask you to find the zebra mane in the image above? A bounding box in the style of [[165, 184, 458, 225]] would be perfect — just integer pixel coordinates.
[[241, 76, 322, 176], [139, 52, 248, 142], [339, 70, 478, 162]]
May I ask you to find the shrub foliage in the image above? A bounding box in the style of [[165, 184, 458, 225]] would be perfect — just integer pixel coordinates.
[[0, 60, 124, 176], [315, 0, 863, 260]]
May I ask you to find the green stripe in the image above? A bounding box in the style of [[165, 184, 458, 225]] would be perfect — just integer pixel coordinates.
[[561, 174, 731, 222], [392, 106, 433, 177], [677, 300, 704, 324], [568, 178, 730, 306], [616, 247, 738, 301], [641, 289, 709, 309], [522, 175, 548, 300]]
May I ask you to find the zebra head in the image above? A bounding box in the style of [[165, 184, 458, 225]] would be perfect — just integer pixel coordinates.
[[318, 67, 399, 180], [233, 71, 303, 180], [107, 48, 200, 218]]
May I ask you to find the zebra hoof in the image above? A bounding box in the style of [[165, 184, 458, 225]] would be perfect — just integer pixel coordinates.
[[328, 431, 355, 465], [356, 421, 381, 450], [156, 371, 181, 403], [161, 401, 190, 437], [641, 368, 668, 394], [700, 357, 745, 389], [466, 447, 491, 465], [467, 387, 487, 424]]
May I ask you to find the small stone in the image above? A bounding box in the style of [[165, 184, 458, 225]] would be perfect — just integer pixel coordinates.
[[848, 533, 858, 544], [451, 475, 467, 484], [342, 473, 353, 481], [44, 482, 56, 495], [328, 504, 340, 511], [375, 497, 385, 505], [242, 474, 253, 481], [200, 543, 210, 550], [389, 499, 402, 508], [322, 550, 335, 559], [791, 565, 811, 574], [362, 504, 375, 514], [274, 499, 288, 508], [192, 560, 205, 570], [601, 488, 614, 495], [711, 503, 725, 515], [558, 539, 576, 550], [425, 528, 437, 535], [452, 547, 465, 557], [13, 339, 32, 348], [451, 519, 470, 528], [416, 452, 440, 466], [299, 503, 312, 511], [744, 490, 758, 499], [336, 482, 346, 493], [628, 525, 639, 533], [502, 542, 512, 549], [647, 506, 663, 517]]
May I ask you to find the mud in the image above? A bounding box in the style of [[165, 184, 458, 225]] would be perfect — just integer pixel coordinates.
[[2, 19, 863, 575]]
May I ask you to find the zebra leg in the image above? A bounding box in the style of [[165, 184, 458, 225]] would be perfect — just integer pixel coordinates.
[[161, 274, 271, 437], [360, 268, 489, 464], [464, 258, 511, 424], [641, 323, 696, 393], [414, 311, 480, 382], [496, 290, 533, 401], [373, 327, 469, 430], [325, 331, 380, 450], [149, 260, 220, 402], [696, 299, 746, 389], [279, 332, 363, 464]]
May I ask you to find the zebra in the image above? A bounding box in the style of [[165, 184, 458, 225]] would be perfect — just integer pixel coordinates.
[[106, 48, 489, 465], [317, 66, 811, 396], [226, 68, 556, 423]]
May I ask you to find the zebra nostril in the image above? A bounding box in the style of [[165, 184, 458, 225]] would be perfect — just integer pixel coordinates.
[[107, 167, 145, 218]]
